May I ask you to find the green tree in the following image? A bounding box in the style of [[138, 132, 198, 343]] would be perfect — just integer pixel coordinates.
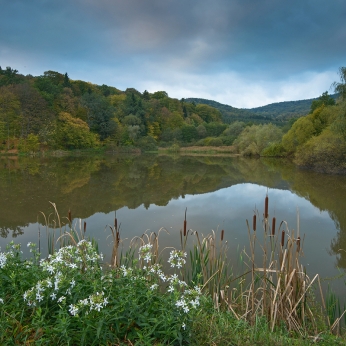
[[0, 87, 21, 145], [26, 134, 40, 152], [332, 67, 346, 100], [282, 116, 315, 153], [81, 93, 117, 140], [63, 73, 71, 88], [310, 91, 335, 113], [181, 125, 198, 142], [195, 104, 222, 123], [0, 66, 19, 86], [55, 112, 99, 149]]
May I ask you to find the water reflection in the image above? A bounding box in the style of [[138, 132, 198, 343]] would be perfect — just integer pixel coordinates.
[[0, 154, 345, 277]]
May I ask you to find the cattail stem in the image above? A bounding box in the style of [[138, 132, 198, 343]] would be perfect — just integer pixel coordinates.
[[264, 195, 269, 219], [253, 214, 256, 231], [272, 217, 276, 236]]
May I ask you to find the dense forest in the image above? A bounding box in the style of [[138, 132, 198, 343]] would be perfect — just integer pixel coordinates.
[[0, 65, 345, 173], [0, 67, 229, 152]]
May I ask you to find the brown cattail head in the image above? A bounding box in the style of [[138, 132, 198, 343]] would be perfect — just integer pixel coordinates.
[[281, 230, 285, 247], [253, 214, 256, 231], [83, 221, 86, 233], [221, 229, 224, 241], [297, 236, 301, 252], [68, 210, 72, 223], [183, 220, 187, 236], [264, 195, 269, 219], [114, 218, 118, 231], [272, 217, 276, 236]]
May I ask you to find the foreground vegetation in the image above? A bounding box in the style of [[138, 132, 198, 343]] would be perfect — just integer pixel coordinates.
[[1, 199, 345, 345]]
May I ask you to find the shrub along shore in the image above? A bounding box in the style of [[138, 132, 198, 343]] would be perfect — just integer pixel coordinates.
[[1, 198, 345, 345]]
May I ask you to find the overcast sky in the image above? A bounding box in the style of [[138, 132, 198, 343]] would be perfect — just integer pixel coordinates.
[[1, 0, 345, 108]]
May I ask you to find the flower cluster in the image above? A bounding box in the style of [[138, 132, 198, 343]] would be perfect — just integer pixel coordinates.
[[0, 242, 22, 268], [168, 250, 187, 269], [72, 291, 109, 316], [0, 251, 6, 269], [138, 244, 153, 263], [23, 240, 105, 316]]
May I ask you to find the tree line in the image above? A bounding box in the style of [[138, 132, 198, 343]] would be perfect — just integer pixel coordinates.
[[0, 68, 226, 152], [1, 65, 345, 173]]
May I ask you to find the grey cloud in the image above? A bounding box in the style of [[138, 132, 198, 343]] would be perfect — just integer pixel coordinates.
[[0, 0, 345, 106]]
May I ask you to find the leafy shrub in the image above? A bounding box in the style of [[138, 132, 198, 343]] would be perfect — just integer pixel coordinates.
[[208, 138, 223, 147], [235, 124, 283, 156], [261, 142, 286, 157], [294, 129, 346, 173], [220, 135, 236, 146], [137, 135, 158, 151]]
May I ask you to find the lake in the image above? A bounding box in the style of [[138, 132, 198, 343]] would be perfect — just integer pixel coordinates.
[[1, 153, 345, 297]]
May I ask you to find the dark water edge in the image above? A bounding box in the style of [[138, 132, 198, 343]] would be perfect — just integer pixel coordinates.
[[0, 153, 345, 298]]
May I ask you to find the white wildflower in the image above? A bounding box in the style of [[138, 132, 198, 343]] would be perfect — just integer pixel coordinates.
[[69, 304, 78, 316], [36, 293, 43, 302], [0, 253, 7, 268], [57, 296, 65, 303]]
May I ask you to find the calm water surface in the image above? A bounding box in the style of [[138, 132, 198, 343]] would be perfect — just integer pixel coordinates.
[[0, 154, 345, 296]]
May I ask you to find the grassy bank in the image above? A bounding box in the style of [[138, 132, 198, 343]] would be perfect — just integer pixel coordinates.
[[0, 200, 345, 345]]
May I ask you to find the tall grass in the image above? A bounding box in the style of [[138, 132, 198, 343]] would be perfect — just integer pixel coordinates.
[[106, 194, 346, 337], [36, 197, 345, 340]]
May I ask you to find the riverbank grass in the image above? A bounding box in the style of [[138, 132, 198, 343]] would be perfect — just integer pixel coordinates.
[[0, 201, 345, 345]]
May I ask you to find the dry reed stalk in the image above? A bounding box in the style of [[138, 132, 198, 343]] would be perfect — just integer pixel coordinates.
[[227, 207, 332, 335]]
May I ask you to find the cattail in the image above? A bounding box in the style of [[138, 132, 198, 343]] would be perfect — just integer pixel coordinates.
[[183, 207, 187, 236], [83, 221, 86, 233], [253, 214, 256, 231], [271, 217, 276, 236], [114, 218, 118, 231], [281, 230, 285, 247], [297, 236, 301, 252], [221, 229, 224, 241], [264, 195, 269, 219], [68, 210, 72, 223]]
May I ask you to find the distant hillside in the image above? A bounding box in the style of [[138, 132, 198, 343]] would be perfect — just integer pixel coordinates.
[[249, 94, 339, 119], [185, 94, 339, 124], [185, 98, 277, 125]]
